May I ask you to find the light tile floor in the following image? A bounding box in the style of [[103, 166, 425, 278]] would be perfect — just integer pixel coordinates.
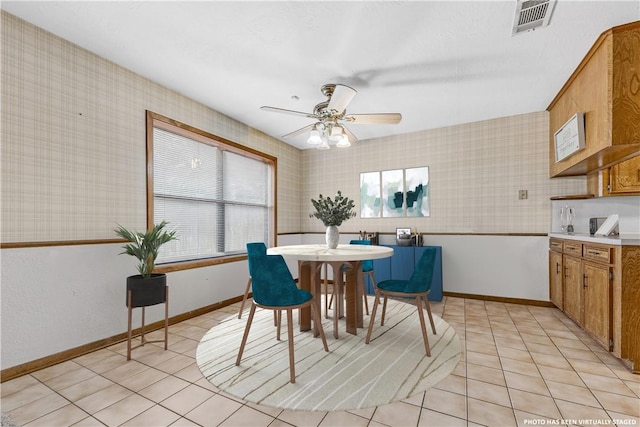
[[2, 297, 639, 426]]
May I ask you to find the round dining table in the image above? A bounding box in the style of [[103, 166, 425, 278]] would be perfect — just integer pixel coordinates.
[[267, 244, 393, 338]]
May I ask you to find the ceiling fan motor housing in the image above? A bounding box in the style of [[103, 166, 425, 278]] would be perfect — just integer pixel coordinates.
[[320, 83, 336, 97]]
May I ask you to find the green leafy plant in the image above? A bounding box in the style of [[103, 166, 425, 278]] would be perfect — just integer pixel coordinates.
[[114, 221, 178, 278], [309, 191, 356, 227]]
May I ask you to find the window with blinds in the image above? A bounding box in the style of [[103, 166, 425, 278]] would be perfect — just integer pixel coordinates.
[[147, 112, 275, 265]]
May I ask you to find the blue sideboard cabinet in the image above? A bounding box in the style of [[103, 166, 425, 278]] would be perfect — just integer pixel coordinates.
[[368, 245, 443, 302]]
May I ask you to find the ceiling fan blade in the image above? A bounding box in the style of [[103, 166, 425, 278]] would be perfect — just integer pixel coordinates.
[[344, 113, 402, 124], [327, 84, 357, 115], [342, 125, 358, 142], [261, 106, 317, 119], [281, 123, 316, 139]]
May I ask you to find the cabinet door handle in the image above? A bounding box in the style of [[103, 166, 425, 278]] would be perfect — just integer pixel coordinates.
[[556, 262, 561, 274], [583, 274, 588, 289]]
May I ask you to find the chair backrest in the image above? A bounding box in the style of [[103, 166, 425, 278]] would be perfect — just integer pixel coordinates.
[[349, 239, 373, 272], [246, 249, 309, 307], [405, 247, 437, 293], [246, 242, 267, 276]]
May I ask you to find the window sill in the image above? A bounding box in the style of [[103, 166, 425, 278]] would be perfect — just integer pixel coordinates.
[[154, 254, 246, 273]]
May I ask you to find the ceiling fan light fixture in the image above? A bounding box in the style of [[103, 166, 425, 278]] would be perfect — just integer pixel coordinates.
[[317, 137, 330, 150], [262, 83, 401, 150], [307, 128, 322, 145], [329, 125, 343, 142], [336, 134, 351, 148]]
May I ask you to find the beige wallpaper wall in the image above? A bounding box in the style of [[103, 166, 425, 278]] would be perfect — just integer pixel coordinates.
[[2, 11, 586, 243], [302, 112, 587, 234], [1, 12, 302, 243]]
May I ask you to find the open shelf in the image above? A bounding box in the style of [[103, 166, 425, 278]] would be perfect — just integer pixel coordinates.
[[550, 194, 595, 200]]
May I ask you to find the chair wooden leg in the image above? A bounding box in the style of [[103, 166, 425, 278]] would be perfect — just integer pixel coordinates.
[[328, 272, 342, 318], [415, 296, 432, 356], [238, 277, 252, 319], [369, 273, 379, 306], [311, 300, 329, 352], [361, 273, 370, 316], [286, 309, 295, 383], [236, 303, 256, 366], [424, 294, 437, 334], [363, 293, 369, 315], [276, 310, 282, 341], [323, 263, 330, 318], [332, 273, 345, 339], [365, 289, 381, 344], [381, 294, 389, 326]]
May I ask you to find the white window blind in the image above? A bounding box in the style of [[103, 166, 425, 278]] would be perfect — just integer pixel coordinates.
[[152, 126, 272, 264]]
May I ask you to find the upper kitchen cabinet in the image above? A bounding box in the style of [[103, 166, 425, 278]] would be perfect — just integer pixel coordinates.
[[587, 155, 640, 196], [548, 21, 640, 178], [605, 155, 640, 194]]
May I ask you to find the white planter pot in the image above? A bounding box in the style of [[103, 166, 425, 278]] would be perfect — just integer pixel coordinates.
[[325, 225, 339, 249]]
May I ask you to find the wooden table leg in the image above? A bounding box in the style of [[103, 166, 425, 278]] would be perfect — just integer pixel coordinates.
[[311, 261, 323, 338], [298, 261, 323, 336], [356, 263, 364, 328], [298, 261, 312, 332], [344, 260, 364, 335], [326, 261, 344, 339]]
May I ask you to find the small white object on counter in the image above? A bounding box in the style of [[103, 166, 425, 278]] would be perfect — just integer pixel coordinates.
[[595, 214, 619, 236]]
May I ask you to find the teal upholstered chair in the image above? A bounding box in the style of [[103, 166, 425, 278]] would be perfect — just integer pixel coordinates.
[[365, 247, 437, 356], [236, 248, 329, 383], [326, 239, 375, 316], [238, 242, 267, 319]]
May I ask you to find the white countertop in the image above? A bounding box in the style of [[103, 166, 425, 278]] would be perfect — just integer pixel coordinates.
[[548, 233, 640, 246]]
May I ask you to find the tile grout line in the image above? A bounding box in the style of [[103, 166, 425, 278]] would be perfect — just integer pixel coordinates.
[[4, 297, 638, 427], [531, 305, 640, 420], [520, 304, 617, 423], [471, 299, 520, 426]]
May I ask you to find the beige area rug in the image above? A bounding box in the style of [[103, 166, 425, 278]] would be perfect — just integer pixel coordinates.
[[196, 297, 461, 412]]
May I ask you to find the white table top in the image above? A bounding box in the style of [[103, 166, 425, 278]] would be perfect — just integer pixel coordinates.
[[267, 244, 393, 261]]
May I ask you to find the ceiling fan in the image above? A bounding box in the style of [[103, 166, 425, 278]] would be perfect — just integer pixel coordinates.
[[261, 83, 402, 149]]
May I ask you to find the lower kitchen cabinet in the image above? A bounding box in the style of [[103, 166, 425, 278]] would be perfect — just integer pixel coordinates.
[[563, 254, 583, 325], [549, 237, 640, 372], [582, 261, 612, 349], [371, 245, 443, 302], [548, 246, 563, 309]]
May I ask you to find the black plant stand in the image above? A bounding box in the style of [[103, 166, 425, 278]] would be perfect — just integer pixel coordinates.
[[126, 282, 169, 361]]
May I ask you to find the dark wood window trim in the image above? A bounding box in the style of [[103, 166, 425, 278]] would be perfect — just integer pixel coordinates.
[[143, 111, 277, 271]]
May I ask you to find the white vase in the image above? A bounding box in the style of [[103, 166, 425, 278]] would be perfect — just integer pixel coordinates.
[[325, 225, 339, 249]]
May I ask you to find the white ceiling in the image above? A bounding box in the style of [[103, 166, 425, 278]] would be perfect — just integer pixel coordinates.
[[3, 1, 639, 150]]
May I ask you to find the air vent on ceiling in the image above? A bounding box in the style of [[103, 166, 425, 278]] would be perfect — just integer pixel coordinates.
[[512, 0, 556, 35]]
